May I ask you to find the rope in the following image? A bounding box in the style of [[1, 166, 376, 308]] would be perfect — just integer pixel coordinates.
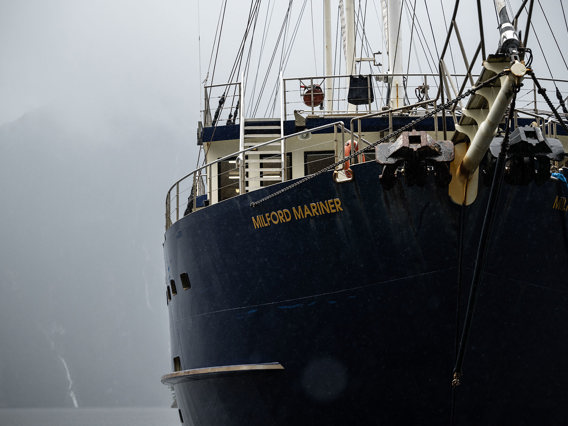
[[249, 69, 508, 207]]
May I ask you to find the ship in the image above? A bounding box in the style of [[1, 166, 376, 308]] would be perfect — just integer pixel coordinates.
[[161, 1, 568, 424]]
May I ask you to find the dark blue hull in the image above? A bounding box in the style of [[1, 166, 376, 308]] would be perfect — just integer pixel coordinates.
[[163, 161, 568, 425]]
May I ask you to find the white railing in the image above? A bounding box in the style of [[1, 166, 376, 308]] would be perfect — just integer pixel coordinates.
[[166, 122, 356, 230]]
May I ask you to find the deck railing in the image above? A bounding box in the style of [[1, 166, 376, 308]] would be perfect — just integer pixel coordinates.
[[166, 122, 354, 230], [202, 74, 567, 130]]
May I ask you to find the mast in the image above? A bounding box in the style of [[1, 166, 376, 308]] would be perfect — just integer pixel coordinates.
[[382, 0, 404, 109], [344, 0, 356, 76], [340, 0, 356, 112], [324, 0, 333, 112], [494, 0, 520, 56]]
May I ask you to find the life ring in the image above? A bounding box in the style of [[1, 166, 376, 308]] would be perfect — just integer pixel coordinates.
[[344, 140, 365, 177], [302, 84, 324, 107]]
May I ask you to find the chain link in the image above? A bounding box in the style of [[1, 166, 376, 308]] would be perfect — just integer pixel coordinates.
[[250, 70, 509, 208]]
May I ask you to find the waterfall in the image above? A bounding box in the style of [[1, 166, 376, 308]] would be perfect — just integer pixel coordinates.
[[57, 354, 79, 408], [40, 323, 80, 408]]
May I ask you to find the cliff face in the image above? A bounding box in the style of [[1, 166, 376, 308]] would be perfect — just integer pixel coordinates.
[[0, 101, 193, 407]]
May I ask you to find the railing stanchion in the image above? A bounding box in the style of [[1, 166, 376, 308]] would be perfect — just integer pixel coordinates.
[[176, 182, 180, 222]]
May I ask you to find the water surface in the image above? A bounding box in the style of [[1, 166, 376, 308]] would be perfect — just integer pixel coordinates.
[[0, 407, 180, 426]]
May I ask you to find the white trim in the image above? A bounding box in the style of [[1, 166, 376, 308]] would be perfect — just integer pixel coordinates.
[[161, 362, 284, 384]]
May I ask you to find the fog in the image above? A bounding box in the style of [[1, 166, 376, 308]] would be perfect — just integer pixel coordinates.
[[1, 0, 565, 409], [0, 0, 201, 407]]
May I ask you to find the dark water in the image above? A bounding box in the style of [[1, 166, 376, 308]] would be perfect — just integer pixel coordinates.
[[0, 407, 180, 426]]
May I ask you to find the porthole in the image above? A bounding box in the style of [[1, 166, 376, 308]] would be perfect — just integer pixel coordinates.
[[180, 273, 191, 290], [173, 356, 181, 372]]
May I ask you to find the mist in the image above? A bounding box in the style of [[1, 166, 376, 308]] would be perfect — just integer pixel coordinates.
[[0, 0, 201, 407]]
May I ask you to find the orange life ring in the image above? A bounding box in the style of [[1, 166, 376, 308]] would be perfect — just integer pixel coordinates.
[[344, 140, 365, 176], [302, 84, 324, 107]]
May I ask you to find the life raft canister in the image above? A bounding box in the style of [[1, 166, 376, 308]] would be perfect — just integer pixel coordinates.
[[344, 140, 365, 178], [302, 84, 324, 107]]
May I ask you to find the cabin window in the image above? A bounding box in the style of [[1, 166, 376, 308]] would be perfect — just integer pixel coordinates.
[[178, 409, 184, 423], [218, 156, 239, 200], [167, 286, 171, 303], [180, 273, 191, 290], [170, 279, 177, 295], [304, 151, 335, 175], [260, 153, 292, 186]]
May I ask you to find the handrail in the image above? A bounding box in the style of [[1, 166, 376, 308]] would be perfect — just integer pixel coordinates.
[[348, 98, 439, 147], [165, 121, 352, 230]]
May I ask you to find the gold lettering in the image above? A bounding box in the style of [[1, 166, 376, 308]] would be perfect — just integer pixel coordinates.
[[328, 199, 336, 213], [310, 203, 319, 216], [318, 201, 330, 215], [252, 216, 263, 229], [270, 211, 279, 224], [292, 206, 304, 220], [334, 198, 343, 212], [553, 196, 567, 211], [252, 198, 344, 228]]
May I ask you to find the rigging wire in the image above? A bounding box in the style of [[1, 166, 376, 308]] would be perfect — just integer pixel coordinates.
[[247, 0, 276, 116], [207, 0, 228, 86], [356, 0, 368, 74], [536, 0, 568, 72], [226, 0, 262, 86], [249, 1, 293, 117], [404, 0, 418, 75], [310, 0, 319, 76], [439, 0, 459, 89], [266, 0, 310, 117], [225, 0, 262, 121], [522, 6, 555, 79], [353, 0, 375, 71], [353, 0, 382, 109], [196, 0, 204, 168], [562, 0, 568, 34], [241, 0, 264, 115], [423, 0, 440, 61], [408, 3, 439, 74], [197, 0, 203, 114]]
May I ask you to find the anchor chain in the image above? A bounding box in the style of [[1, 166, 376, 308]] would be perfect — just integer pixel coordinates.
[[250, 70, 508, 208]]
